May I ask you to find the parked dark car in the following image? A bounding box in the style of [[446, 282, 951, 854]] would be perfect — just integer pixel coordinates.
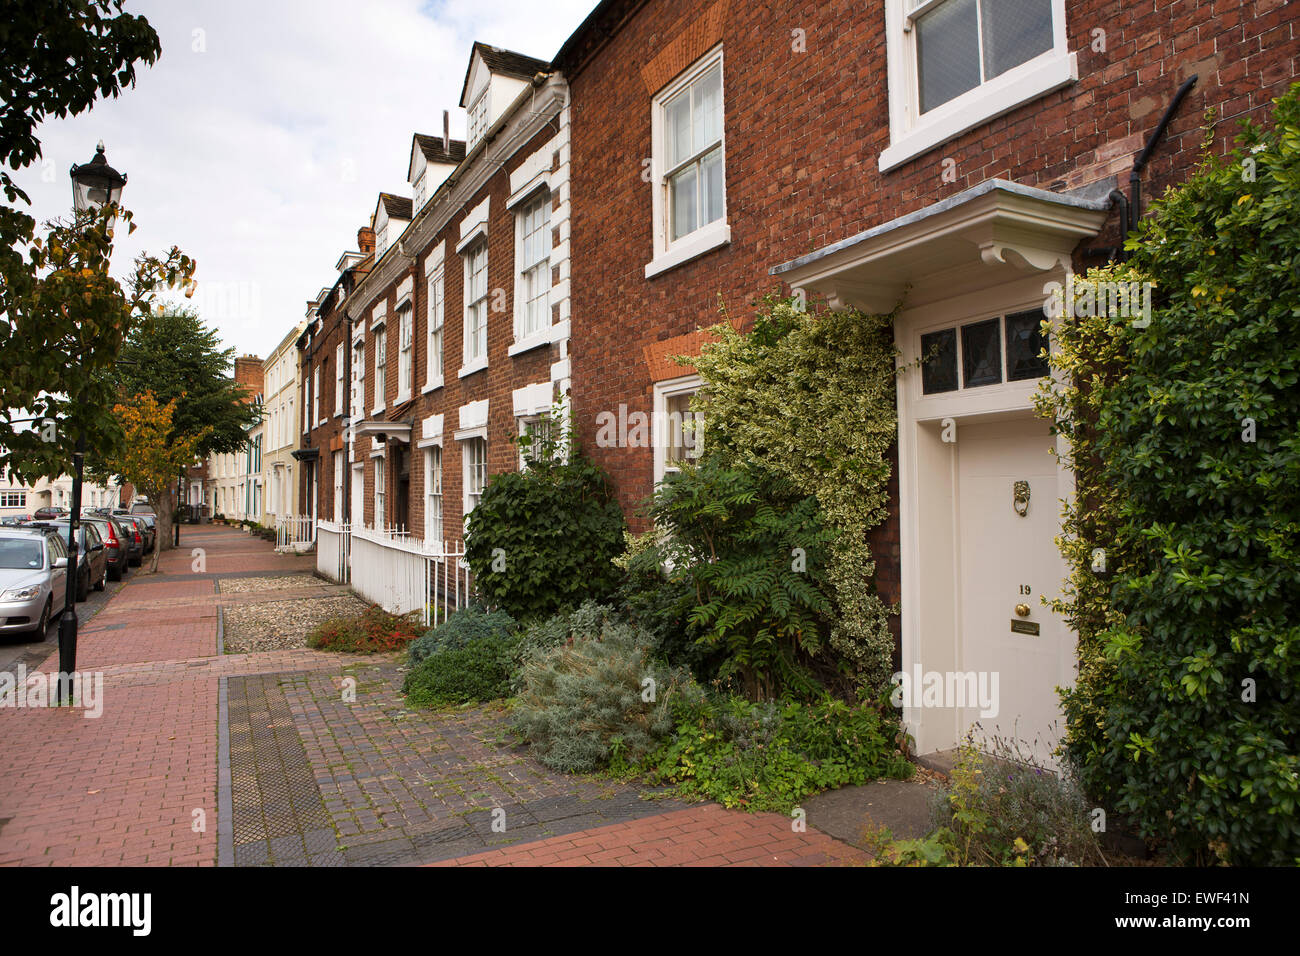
[[0, 515, 32, 526], [113, 512, 153, 556], [82, 515, 131, 581], [32, 507, 68, 521], [26, 521, 108, 599], [111, 514, 145, 566], [133, 513, 157, 551]]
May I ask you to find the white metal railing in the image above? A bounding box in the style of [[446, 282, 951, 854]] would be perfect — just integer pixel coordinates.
[[347, 526, 471, 627], [316, 519, 351, 583], [276, 514, 316, 551]]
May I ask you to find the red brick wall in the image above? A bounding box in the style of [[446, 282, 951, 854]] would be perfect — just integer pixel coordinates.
[[354, 121, 563, 541], [563, 0, 1299, 601]]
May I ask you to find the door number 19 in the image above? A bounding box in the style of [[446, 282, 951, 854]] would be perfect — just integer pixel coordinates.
[[1019, 585, 1032, 595]]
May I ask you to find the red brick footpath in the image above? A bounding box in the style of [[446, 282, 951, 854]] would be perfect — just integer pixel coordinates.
[[0, 526, 336, 866], [431, 804, 868, 867]]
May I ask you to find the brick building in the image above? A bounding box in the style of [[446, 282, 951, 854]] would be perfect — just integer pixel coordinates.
[[550, 0, 1299, 761], [296, 237, 372, 523], [319, 42, 571, 544]]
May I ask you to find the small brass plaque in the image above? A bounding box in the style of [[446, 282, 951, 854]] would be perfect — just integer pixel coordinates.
[[1011, 619, 1040, 636]]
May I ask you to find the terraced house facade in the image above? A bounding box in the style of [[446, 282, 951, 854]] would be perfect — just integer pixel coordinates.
[[300, 43, 572, 546], [295, 0, 1296, 762], [552, 0, 1297, 763]]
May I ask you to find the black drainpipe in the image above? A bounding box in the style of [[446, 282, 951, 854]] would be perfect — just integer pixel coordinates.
[[1126, 75, 1199, 251]]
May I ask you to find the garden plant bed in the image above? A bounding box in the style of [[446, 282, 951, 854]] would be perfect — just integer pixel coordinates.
[[223, 594, 372, 653]]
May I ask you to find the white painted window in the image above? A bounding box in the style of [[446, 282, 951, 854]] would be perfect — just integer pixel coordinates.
[[397, 304, 413, 402], [374, 328, 387, 411], [468, 91, 489, 150], [463, 242, 489, 365], [648, 49, 728, 277], [374, 455, 385, 529], [881, 0, 1073, 170], [303, 378, 309, 434], [515, 192, 551, 342], [517, 415, 554, 469], [0, 491, 25, 508], [351, 340, 365, 420], [424, 445, 443, 544], [425, 268, 444, 388], [312, 366, 320, 426], [333, 450, 343, 520], [334, 344, 344, 416], [653, 375, 705, 486], [463, 437, 487, 517]]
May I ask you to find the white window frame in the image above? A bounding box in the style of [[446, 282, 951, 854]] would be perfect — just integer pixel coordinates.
[[351, 339, 365, 421], [462, 436, 487, 520], [468, 90, 489, 150], [424, 266, 445, 392], [647, 47, 730, 280], [516, 414, 555, 470], [513, 190, 552, 350], [374, 454, 385, 530], [312, 365, 321, 426], [423, 444, 443, 544], [334, 343, 344, 417], [880, 0, 1075, 172], [396, 303, 414, 404], [653, 374, 704, 486], [461, 240, 489, 376], [373, 326, 387, 415]]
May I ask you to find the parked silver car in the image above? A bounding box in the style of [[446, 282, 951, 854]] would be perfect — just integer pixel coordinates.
[[0, 528, 69, 637]]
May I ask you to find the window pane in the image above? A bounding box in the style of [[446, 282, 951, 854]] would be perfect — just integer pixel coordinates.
[[917, 0, 981, 114], [669, 164, 698, 240], [666, 87, 692, 168], [1004, 308, 1050, 381], [920, 328, 959, 394], [981, 0, 1054, 80], [701, 147, 724, 227], [693, 64, 722, 150], [961, 317, 1002, 387]]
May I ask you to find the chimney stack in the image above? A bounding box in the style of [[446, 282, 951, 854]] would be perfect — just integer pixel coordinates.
[[358, 226, 376, 256]]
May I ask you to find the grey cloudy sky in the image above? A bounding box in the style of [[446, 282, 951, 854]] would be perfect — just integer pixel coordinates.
[[11, 0, 597, 361]]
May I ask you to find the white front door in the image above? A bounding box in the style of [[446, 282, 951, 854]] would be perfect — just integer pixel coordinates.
[[350, 464, 363, 528], [955, 415, 1071, 765]]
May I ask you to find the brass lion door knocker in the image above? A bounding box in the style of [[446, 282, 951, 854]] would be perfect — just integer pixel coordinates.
[[1013, 480, 1031, 517]]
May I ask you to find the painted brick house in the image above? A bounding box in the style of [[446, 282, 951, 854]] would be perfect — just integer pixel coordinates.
[[334, 41, 572, 544], [550, 0, 1299, 762]]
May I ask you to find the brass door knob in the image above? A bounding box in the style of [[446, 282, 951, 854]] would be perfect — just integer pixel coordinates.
[[1015, 603, 1031, 617]]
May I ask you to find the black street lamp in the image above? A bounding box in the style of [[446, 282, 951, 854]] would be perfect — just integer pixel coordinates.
[[59, 142, 128, 701]]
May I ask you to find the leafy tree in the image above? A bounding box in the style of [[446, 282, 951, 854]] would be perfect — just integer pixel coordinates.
[[0, 0, 160, 207], [0, 206, 195, 481], [115, 305, 263, 459], [104, 391, 209, 572], [0, 2, 194, 483]]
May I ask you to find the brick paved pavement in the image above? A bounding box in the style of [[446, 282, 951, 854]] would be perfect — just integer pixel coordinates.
[[429, 804, 871, 867], [0, 525, 873, 868]]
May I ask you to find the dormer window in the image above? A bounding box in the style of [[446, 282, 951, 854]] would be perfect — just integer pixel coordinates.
[[468, 92, 489, 150]]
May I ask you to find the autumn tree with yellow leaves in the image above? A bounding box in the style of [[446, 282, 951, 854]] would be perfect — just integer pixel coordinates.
[[104, 391, 210, 573]]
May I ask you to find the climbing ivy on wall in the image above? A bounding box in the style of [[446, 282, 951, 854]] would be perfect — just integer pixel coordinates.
[[689, 296, 901, 692]]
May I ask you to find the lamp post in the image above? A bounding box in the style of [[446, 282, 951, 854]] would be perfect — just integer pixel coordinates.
[[60, 142, 127, 701]]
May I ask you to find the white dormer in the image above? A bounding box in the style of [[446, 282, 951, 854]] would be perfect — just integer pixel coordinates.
[[459, 43, 549, 153], [372, 192, 413, 262], [407, 133, 466, 215]]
